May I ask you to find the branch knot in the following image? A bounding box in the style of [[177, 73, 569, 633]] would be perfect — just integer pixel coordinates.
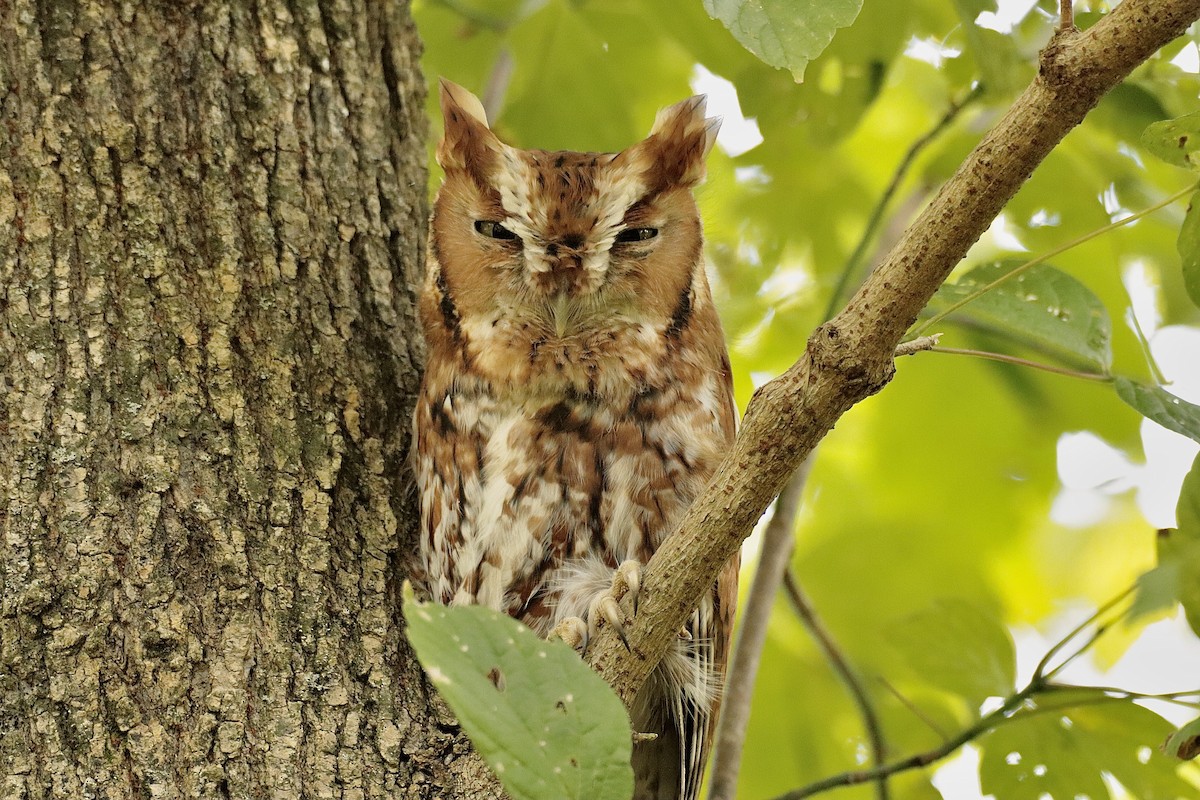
[[807, 323, 895, 398]]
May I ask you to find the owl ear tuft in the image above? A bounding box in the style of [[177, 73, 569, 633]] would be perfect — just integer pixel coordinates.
[[628, 95, 720, 190], [437, 78, 503, 178]]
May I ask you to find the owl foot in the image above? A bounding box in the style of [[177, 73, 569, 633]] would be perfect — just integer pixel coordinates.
[[550, 560, 642, 654]]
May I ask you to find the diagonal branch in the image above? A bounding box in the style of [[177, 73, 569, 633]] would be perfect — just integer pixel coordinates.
[[585, 0, 1200, 708]]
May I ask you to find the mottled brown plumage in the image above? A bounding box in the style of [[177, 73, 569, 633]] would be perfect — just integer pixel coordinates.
[[412, 79, 738, 800]]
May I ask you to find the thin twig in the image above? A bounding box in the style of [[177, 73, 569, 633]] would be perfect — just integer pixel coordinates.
[[912, 183, 1196, 337], [821, 85, 984, 322], [1031, 587, 1133, 680], [895, 334, 941, 358], [784, 571, 890, 800], [1060, 0, 1076, 30], [928, 346, 1112, 382], [480, 49, 514, 124], [771, 687, 1034, 800], [768, 570, 1195, 799], [707, 461, 812, 800], [878, 678, 949, 739]]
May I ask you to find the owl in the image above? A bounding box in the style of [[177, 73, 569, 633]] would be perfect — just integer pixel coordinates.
[[412, 79, 739, 800]]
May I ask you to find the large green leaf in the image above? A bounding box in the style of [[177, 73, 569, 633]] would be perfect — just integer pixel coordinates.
[[702, 0, 863, 80], [1114, 378, 1200, 445], [886, 599, 1016, 709], [924, 261, 1113, 372], [1141, 111, 1200, 171], [1178, 189, 1200, 308], [405, 591, 634, 800]]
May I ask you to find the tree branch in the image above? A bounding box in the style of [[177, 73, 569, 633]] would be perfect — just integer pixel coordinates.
[[585, 0, 1200, 709], [707, 462, 811, 800]]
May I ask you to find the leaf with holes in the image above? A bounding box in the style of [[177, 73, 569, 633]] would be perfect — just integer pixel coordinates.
[[1115, 378, 1200, 446], [702, 0, 862, 81], [1141, 111, 1200, 170], [924, 261, 1113, 372], [981, 699, 1193, 800], [404, 587, 633, 800]]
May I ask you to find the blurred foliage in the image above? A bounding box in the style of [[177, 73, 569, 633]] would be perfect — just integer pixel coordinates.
[[414, 0, 1200, 797]]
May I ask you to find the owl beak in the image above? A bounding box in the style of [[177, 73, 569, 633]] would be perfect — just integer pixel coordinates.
[[552, 291, 571, 337]]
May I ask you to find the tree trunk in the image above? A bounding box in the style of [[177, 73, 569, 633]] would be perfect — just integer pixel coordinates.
[[0, 1, 496, 796]]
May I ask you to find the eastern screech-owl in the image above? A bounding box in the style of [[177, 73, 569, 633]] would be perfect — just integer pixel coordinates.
[[412, 79, 738, 800]]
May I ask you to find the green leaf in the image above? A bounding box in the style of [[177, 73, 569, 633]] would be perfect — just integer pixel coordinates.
[[950, 0, 1026, 96], [1141, 111, 1200, 170], [979, 704, 1110, 800], [404, 589, 634, 800], [1179, 451, 1200, 536], [1114, 378, 1200, 445], [702, 0, 863, 81], [1160, 454, 1200, 637], [1075, 702, 1195, 799], [887, 599, 1016, 709], [981, 700, 1193, 800], [1164, 717, 1200, 761], [925, 261, 1113, 372], [1134, 456, 1200, 635], [1179, 189, 1200, 309]]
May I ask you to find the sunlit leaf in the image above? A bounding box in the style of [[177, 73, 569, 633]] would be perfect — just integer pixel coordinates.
[[979, 705, 1109, 800], [1141, 111, 1200, 170], [981, 700, 1192, 800], [1179, 189, 1200, 309], [924, 261, 1113, 371], [702, 0, 863, 80], [887, 599, 1016, 709], [1114, 378, 1200, 445], [405, 588, 633, 800]]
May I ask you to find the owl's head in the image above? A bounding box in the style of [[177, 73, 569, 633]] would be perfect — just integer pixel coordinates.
[[429, 79, 720, 340]]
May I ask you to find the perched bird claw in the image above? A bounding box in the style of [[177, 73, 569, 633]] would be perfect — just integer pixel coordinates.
[[551, 616, 588, 653], [614, 560, 641, 615]]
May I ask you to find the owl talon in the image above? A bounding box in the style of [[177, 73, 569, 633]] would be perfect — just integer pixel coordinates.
[[551, 616, 588, 653], [614, 560, 641, 616], [590, 594, 630, 650]]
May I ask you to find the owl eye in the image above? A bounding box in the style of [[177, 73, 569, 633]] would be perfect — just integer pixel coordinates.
[[615, 227, 658, 243], [474, 220, 518, 240]]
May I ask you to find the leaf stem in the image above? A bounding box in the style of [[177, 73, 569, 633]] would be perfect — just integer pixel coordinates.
[[928, 346, 1113, 382], [1032, 587, 1133, 681], [1060, 0, 1076, 30], [772, 586, 1146, 799], [912, 183, 1197, 337], [771, 686, 1036, 800]]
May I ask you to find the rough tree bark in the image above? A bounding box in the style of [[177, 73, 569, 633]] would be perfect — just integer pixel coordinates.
[[0, 1, 498, 797]]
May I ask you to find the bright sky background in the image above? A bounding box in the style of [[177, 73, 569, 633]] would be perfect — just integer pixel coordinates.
[[693, 2, 1200, 797]]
